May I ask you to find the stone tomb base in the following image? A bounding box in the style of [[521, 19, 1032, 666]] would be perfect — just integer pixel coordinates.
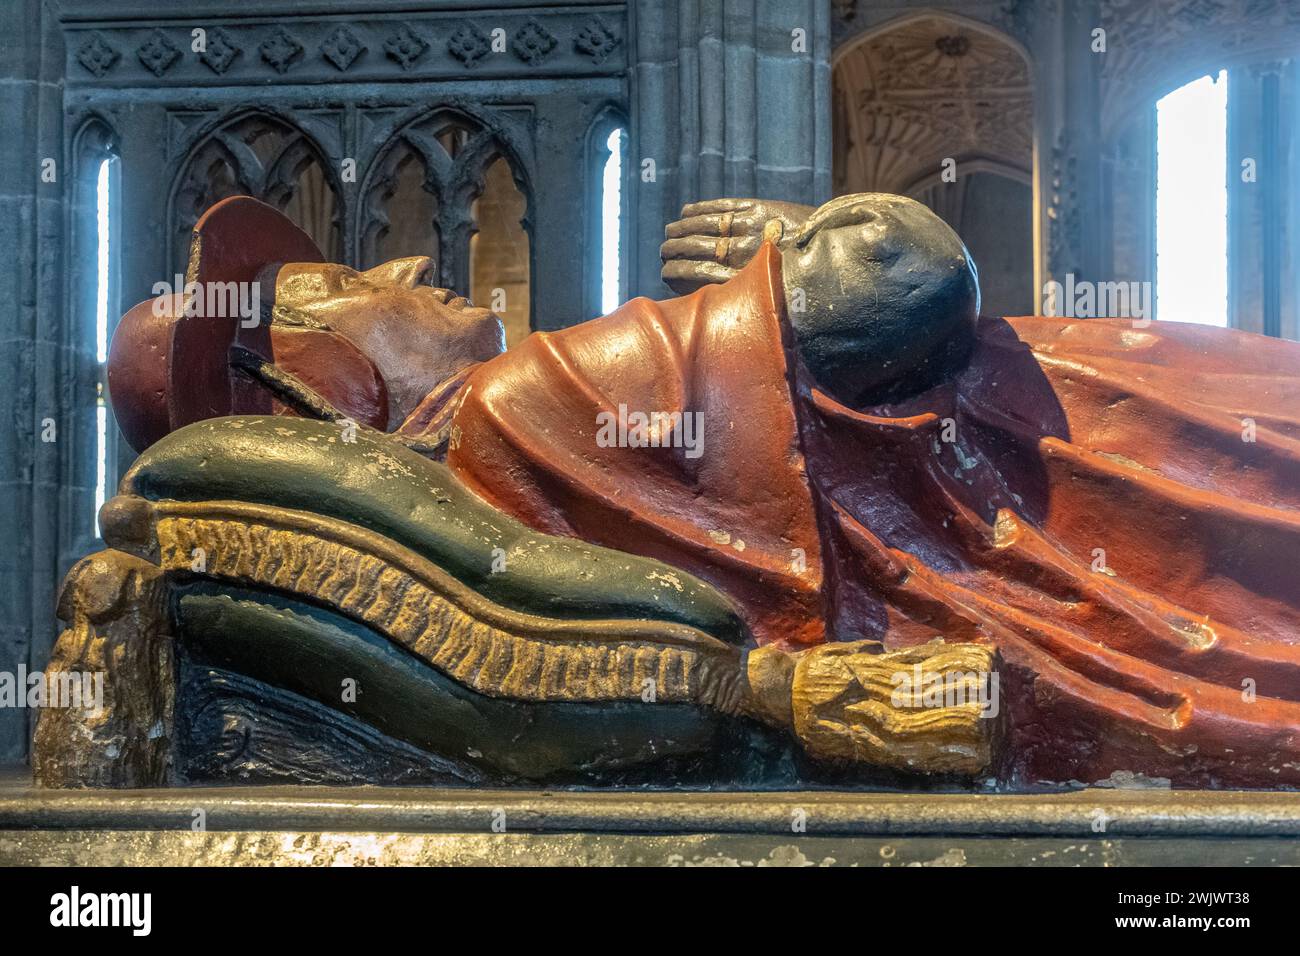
[[2, 769, 1300, 866]]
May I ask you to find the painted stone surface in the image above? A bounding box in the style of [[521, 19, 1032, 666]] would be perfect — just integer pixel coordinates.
[[37, 193, 1300, 790]]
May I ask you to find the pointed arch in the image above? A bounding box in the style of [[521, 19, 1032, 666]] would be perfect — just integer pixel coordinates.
[[832, 11, 1033, 196], [359, 105, 533, 302], [167, 108, 343, 270], [832, 12, 1036, 317], [583, 104, 629, 320]]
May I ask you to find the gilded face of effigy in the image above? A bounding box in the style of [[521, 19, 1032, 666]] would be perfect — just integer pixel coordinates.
[[267, 256, 506, 426]]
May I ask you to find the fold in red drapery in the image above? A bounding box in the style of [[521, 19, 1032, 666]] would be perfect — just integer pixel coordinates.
[[432, 244, 827, 649], [799, 312, 1300, 786]]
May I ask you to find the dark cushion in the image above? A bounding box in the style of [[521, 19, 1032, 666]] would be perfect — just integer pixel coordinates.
[[122, 416, 748, 644]]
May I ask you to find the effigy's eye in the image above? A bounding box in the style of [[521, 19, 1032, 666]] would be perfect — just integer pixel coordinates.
[[277, 269, 331, 304], [331, 267, 374, 295]]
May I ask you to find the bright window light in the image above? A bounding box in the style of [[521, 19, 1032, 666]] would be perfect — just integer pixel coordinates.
[[600, 127, 624, 315], [94, 157, 113, 535], [95, 158, 111, 363], [1156, 70, 1228, 326]]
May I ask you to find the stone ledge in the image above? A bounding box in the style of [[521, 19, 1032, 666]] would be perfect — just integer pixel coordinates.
[[5, 830, 1300, 866], [4, 770, 1300, 838], [6, 766, 1300, 865]]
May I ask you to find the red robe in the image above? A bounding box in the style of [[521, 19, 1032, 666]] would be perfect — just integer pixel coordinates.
[[404, 244, 1300, 787]]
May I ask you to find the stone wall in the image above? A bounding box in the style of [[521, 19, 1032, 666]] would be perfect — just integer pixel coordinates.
[[0, 0, 68, 765], [628, 0, 832, 299]]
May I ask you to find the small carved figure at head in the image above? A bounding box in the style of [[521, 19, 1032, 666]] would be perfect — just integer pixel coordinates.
[[779, 193, 980, 407]]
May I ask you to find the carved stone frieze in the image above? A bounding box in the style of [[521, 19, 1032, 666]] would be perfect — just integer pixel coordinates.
[[76, 32, 119, 77], [64, 11, 626, 85], [320, 26, 365, 72], [199, 27, 241, 76], [384, 24, 428, 71], [574, 17, 621, 65], [136, 29, 180, 77], [448, 22, 491, 68], [511, 18, 557, 66], [260, 27, 304, 75]]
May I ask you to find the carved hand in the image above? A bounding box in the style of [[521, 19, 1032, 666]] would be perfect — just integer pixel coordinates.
[[660, 198, 815, 294]]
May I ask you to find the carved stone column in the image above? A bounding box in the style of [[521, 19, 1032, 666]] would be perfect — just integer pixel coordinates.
[[628, 0, 831, 299], [0, 0, 68, 766], [1038, 0, 1105, 294], [1228, 59, 1298, 339]]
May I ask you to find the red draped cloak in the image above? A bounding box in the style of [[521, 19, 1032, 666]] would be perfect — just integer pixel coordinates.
[[401, 244, 1300, 787]]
